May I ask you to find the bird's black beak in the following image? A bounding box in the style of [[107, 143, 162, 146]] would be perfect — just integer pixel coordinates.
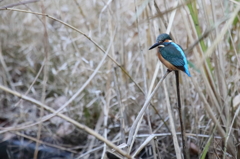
[[149, 42, 161, 50]]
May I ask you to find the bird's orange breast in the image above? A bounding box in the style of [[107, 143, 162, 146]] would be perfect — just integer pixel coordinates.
[[156, 51, 178, 71]]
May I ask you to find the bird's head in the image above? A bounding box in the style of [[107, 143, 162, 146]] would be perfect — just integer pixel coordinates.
[[149, 33, 172, 50]]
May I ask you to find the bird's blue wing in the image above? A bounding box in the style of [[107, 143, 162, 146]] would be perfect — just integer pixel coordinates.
[[159, 42, 185, 67], [159, 42, 191, 77]]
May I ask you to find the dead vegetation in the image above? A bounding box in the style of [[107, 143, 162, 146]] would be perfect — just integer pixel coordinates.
[[0, 0, 239, 159]]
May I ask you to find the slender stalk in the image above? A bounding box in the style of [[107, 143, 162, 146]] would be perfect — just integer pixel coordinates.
[[163, 69, 182, 159], [127, 70, 171, 152], [175, 71, 189, 159], [34, 3, 49, 159]]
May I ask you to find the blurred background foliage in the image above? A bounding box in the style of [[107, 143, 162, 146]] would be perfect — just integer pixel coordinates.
[[0, 0, 239, 159]]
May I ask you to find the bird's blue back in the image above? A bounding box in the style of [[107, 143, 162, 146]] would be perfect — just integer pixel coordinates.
[[159, 42, 191, 77]]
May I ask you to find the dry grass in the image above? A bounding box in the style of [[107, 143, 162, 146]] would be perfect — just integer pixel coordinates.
[[0, 0, 239, 159]]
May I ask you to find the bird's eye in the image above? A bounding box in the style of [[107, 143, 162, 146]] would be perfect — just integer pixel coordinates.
[[159, 40, 163, 43]]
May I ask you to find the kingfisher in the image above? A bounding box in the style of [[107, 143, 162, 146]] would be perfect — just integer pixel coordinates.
[[149, 33, 191, 77]]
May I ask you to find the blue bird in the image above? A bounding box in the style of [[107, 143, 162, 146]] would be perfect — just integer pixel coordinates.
[[149, 33, 191, 77]]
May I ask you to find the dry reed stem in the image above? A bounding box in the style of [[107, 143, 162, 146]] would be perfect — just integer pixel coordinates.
[[33, 3, 49, 158], [127, 70, 170, 152]]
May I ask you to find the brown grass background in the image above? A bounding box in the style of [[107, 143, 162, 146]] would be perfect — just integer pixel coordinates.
[[0, 0, 239, 159]]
